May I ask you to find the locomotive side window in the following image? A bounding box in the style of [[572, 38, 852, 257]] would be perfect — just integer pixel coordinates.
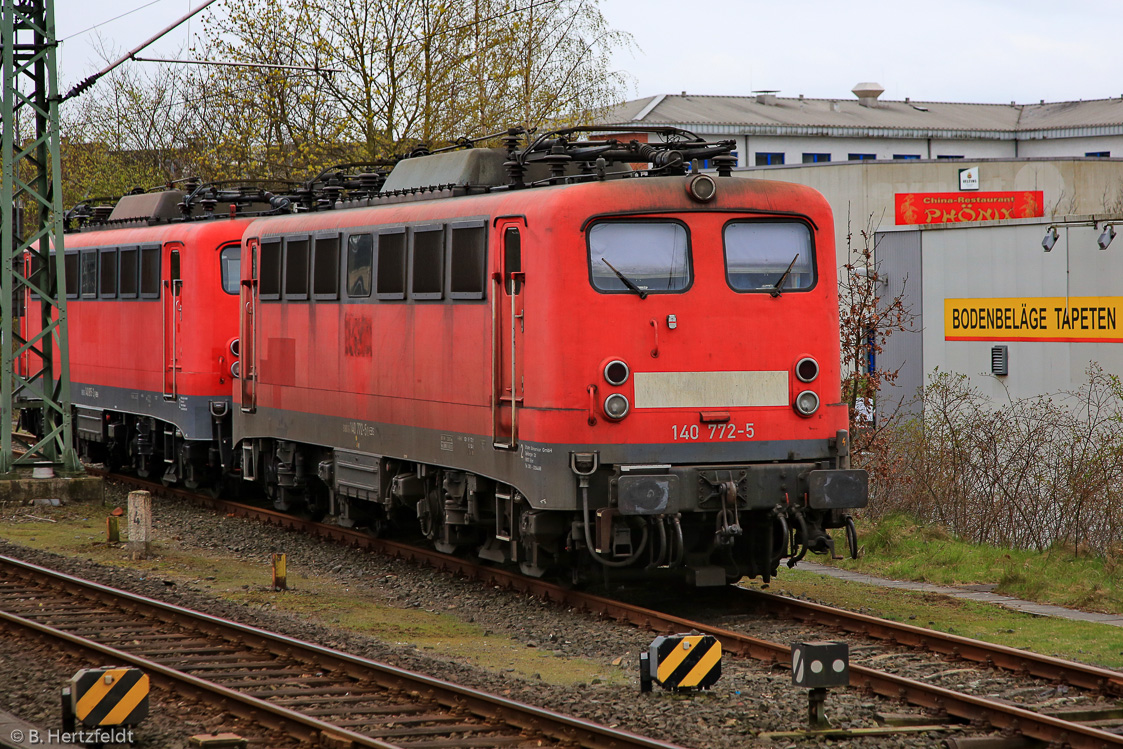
[[503, 227, 521, 295], [375, 230, 406, 300], [587, 221, 691, 294], [723, 221, 816, 293], [410, 226, 444, 300], [219, 244, 240, 295], [119, 247, 139, 298], [64, 252, 79, 299], [448, 223, 486, 300], [99, 248, 118, 298], [312, 235, 340, 300], [28, 253, 55, 300], [80, 250, 97, 298], [259, 239, 282, 300], [284, 237, 310, 300], [140, 245, 160, 298], [346, 233, 373, 298]]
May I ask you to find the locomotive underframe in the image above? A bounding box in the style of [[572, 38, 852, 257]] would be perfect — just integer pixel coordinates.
[[59, 400, 235, 492], [240, 426, 866, 586]]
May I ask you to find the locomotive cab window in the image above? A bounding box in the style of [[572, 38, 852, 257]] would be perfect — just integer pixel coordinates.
[[119, 246, 139, 298], [410, 226, 444, 300], [587, 221, 691, 294], [448, 223, 486, 300], [284, 237, 310, 300], [219, 244, 240, 295], [99, 248, 118, 298], [140, 245, 160, 298], [375, 230, 406, 300], [259, 238, 282, 300], [723, 221, 816, 293], [80, 250, 97, 298], [312, 234, 340, 300], [346, 233, 373, 298]]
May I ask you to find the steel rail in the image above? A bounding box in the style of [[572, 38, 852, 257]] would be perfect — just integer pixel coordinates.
[[0, 554, 687, 749], [97, 473, 1123, 746]]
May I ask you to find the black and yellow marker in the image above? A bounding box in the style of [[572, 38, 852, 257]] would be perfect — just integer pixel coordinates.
[[69, 667, 149, 727], [640, 634, 722, 692]]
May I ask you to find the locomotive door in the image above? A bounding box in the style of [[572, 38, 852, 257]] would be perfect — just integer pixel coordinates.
[[162, 242, 184, 401], [239, 238, 258, 413], [493, 222, 525, 449]]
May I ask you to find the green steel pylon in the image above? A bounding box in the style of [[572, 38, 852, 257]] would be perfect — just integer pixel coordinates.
[[1, 0, 79, 474]]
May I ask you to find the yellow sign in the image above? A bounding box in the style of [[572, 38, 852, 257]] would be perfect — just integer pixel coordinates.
[[945, 297, 1123, 342]]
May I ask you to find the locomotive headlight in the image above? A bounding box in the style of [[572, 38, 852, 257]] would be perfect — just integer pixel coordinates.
[[230, 360, 241, 379], [794, 390, 819, 416], [230, 338, 240, 357], [604, 359, 630, 386], [795, 357, 819, 383], [686, 173, 717, 203], [604, 393, 630, 420]]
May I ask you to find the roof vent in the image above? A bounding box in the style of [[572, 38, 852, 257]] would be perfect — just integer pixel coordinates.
[[852, 81, 885, 108], [754, 89, 779, 106]]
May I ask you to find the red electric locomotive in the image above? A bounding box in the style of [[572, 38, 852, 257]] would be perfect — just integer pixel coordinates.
[[234, 128, 867, 585], [21, 187, 289, 490]]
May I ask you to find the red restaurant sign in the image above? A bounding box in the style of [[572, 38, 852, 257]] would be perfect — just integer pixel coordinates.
[[894, 191, 1044, 225]]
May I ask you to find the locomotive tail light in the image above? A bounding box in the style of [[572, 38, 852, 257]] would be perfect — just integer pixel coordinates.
[[686, 174, 717, 203], [231, 360, 241, 379], [230, 338, 240, 357], [604, 393, 630, 420], [795, 357, 819, 383], [604, 359, 630, 386], [794, 390, 820, 417]]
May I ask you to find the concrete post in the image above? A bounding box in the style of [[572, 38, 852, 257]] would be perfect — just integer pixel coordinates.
[[127, 490, 151, 560]]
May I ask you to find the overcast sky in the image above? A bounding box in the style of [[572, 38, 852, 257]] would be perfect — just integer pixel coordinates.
[[57, 0, 1123, 106]]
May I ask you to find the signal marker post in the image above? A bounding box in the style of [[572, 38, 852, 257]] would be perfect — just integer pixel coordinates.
[[791, 641, 850, 729]]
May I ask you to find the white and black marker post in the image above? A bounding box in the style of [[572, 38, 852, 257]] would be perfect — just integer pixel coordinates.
[[791, 641, 849, 729]]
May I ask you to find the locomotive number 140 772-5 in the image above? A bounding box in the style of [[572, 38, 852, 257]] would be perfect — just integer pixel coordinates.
[[672, 423, 755, 441]]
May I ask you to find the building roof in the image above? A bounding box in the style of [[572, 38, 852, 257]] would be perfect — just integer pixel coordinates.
[[599, 91, 1123, 140]]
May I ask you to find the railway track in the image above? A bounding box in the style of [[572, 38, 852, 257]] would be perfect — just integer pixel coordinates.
[[0, 554, 685, 749], [86, 472, 1123, 746]]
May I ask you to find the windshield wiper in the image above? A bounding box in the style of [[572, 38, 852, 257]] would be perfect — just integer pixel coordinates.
[[769, 253, 799, 298], [601, 258, 648, 299]]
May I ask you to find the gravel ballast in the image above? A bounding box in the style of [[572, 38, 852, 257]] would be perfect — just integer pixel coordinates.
[[0, 483, 1055, 748]]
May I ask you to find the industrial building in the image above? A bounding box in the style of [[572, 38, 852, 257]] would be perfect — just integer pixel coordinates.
[[601, 83, 1123, 167], [876, 215, 1123, 411], [599, 85, 1123, 409]]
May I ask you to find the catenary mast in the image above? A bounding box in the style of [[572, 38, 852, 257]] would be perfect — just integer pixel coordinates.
[[0, 0, 79, 473]]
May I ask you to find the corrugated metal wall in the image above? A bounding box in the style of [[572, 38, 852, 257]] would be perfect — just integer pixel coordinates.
[[874, 230, 923, 419], [877, 218, 1123, 408]]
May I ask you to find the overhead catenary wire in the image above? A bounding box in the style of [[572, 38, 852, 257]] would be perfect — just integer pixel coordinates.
[[63, 0, 222, 102], [61, 0, 168, 41]]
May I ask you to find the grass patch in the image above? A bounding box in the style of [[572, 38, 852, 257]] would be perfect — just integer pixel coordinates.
[[755, 569, 1123, 670], [821, 514, 1123, 615], [0, 505, 626, 687]]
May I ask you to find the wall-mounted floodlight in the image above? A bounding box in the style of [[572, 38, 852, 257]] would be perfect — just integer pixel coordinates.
[[1042, 226, 1058, 252], [1097, 224, 1115, 250]]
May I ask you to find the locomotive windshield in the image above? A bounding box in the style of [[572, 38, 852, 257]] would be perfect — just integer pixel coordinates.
[[723, 221, 815, 292], [587, 221, 690, 294]]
